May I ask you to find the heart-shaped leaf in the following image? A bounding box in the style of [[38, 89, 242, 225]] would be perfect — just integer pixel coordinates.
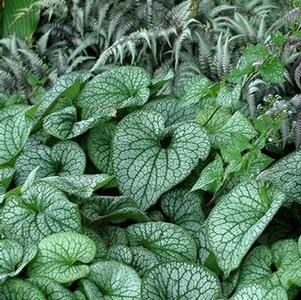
[[15, 141, 86, 185], [28, 232, 96, 283], [0, 239, 37, 281], [113, 110, 210, 210], [1, 183, 81, 245]]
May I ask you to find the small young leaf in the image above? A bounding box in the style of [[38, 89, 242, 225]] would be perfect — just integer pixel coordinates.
[[192, 154, 224, 193], [260, 57, 285, 84], [181, 76, 212, 105], [28, 232, 96, 283]]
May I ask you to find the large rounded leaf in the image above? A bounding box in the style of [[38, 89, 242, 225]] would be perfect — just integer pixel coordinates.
[[77, 66, 151, 110], [81, 261, 141, 300], [127, 222, 197, 263], [113, 110, 210, 210], [0, 239, 37, 281], [207, 181, 286, 276], [141, 262, 221, 300], [0, 278, 45, 300], [15, 141, 86, 185], [1, 183, 81, 245], [28, 232, 96, 284]]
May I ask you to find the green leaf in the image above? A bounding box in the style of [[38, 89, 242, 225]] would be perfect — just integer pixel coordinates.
[[141, 262, 222, 299], [0, 279, 45, 300], [43, 106, 115, 140], [113, 110, 210, 210], [181, 76, 212, 105], [1, 0, 39, 39], [82, 195, 149, 224], [260, 57, 285, 84], [230, 284, 287, 300], [257, 149, 301, 201], [28, 232, 96, 284], [192, 154, 224, 193], [127, 222, 197, 263], [216, 84, 241, 109], [28, 277, 73, 300], [77, 66, 151, 110], [214, 111, 257, 147], [207, 181, 286, 276], [1, 183, 81, 245], [99, 226, 128, 248], [40, 174, 114, 198], [145, 98, 198, 126], [15, 141, 86, 185], [0, 108, 32, 165], [0, 239, 37, 281], [81, 261, 141, 300], [87, 122, 116, 173]]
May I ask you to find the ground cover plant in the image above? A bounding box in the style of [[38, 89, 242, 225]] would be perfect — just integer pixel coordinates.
[[1, 0, 301, 299]]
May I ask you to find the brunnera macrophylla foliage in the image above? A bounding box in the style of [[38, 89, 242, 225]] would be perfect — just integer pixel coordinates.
[[0, 64, 301, 300]]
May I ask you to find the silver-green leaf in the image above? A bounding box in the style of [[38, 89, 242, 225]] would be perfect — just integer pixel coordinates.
[[113, 110, 210, 210]]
